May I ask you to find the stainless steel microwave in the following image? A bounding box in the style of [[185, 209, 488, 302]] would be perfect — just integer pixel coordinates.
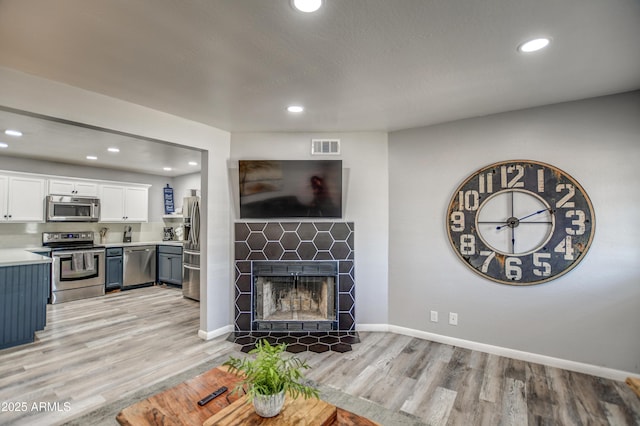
[[46, 195, 100, 222]]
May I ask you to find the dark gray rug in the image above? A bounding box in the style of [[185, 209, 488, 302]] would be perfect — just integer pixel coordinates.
[[62, 353, 426, 426]]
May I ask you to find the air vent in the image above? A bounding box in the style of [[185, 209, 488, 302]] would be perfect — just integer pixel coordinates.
[[311, 139, 340, 155]]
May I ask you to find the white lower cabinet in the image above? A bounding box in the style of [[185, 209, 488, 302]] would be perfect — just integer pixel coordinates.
[[99, 184, 149, 222], [0, 174, 46, 222]]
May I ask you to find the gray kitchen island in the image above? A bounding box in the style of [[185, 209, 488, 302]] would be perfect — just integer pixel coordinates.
[[0, 249, 52, 350]]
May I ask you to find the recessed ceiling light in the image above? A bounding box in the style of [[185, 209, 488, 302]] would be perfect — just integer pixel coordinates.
[[292, 0, 322, 13], [107, 147, 120, 153], [163, 167, 172, 171], [86, 155, 98, 160], [518, 37, 551, 53], [0, 143, 8, 148], [188, 161, 198, 166], [287, 105, 304, 113], [4, 129, 22, 137]]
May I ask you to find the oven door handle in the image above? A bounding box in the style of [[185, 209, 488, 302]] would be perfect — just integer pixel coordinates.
[[53, 249, 105, 257]]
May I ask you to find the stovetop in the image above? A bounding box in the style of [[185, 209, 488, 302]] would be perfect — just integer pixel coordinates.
[[42, 231, 96, 249]]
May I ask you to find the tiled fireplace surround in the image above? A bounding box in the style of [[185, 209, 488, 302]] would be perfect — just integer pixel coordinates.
[[230, 221, 359, 353]]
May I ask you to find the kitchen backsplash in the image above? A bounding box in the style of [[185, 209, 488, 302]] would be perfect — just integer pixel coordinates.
[[0, 222, 172, 248]]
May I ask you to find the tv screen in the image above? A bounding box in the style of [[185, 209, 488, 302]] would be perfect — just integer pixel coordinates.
[[239, 160, 342, 218]]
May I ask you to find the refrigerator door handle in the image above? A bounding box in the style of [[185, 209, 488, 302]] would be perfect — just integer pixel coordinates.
[[190, 199, 200, 249]]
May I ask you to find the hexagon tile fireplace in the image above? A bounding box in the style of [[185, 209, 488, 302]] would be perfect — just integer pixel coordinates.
[[229, 222, 359, 353]]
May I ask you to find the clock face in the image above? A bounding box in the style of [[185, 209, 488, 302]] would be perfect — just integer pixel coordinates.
[[446, 160, 595, 285]]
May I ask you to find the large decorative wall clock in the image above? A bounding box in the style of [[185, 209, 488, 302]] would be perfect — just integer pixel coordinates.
[[446, 160, 595, 285]]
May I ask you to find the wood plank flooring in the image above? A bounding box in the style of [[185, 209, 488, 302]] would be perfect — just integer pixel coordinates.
[[0, 286, 638, 425]]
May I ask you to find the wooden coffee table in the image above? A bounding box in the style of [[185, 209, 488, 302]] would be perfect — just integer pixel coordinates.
[[116, 366, 379, 425]]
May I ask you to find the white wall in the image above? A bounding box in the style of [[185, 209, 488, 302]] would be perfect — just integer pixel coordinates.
[[230, 132, 390, 325], [388, 91, 640, 374], [0, 67, 232, 336]]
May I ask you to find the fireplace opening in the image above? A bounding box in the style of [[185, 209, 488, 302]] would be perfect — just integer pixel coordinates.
[[252, 261, 338, 331], [255, 275, 335, 321]]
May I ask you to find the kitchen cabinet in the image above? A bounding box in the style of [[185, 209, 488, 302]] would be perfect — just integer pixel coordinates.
[[157, 245, 182, 286], [1, 262, 50, 349], [99, 184, 149, 222], [0, 174, 46, 222], [48, 178, 98, 196], [105, 247, 123, 291]]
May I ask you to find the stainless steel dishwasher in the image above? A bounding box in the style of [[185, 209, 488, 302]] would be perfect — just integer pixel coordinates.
[[123, 245, 156, 288]]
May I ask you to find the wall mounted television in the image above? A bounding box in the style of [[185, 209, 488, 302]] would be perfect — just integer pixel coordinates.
[[239, 160, 342, 218]]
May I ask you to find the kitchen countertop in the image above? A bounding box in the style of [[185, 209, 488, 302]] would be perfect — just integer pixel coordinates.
[[0, 249, 53, 267], [0, 241, 184, 267], [97, 240, 185, 248]]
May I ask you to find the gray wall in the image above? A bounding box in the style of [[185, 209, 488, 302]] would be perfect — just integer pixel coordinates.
[[230, 132, 389, 325], [172, 172, 201, 213], [388, 91, 640, 373]]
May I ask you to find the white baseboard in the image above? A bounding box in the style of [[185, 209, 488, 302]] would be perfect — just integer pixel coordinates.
[[198, 324, 233, 341], [357, 323, 636, 382], [356, 324, 390, 332]]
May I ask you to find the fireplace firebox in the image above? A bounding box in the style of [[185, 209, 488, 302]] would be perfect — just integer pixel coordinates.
[[252, 261, 338, 331]]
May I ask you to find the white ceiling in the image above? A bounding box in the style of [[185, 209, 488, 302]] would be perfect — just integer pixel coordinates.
[[0, 0, 639, 174], [0, 107, 203, 177]]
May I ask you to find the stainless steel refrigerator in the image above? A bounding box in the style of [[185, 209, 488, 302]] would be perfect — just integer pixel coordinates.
[[182, 195, 200, 301]]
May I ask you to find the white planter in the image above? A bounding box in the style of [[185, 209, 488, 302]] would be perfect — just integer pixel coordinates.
[[253, 390, 286, 418]]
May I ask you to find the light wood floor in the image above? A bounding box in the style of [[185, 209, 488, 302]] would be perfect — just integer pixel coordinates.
[[0, 286, 638, 425]]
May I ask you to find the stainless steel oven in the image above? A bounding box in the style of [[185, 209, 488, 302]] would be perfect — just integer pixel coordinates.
[[43, 232, 105, 304], [46, 195, 100, 222]]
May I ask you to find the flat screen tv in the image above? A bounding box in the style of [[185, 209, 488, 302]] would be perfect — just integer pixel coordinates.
[[239, 160, 342, 218]]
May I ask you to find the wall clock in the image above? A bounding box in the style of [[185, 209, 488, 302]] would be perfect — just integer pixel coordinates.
[[446, 160, 595, 285]]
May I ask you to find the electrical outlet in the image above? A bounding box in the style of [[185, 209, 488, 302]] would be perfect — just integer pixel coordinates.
[[449, 312, 458, 326], [430, 310, 438, 322]]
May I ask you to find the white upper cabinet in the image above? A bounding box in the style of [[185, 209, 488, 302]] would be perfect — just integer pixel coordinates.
[[99, 185, 125, 221], [48, 178, 98, 197], [0, 174, 46, 222], [0, 170, 149, 223], [123, 186, 149, 222], [99, 184, 149, 222], [0, 176, 7, 220]]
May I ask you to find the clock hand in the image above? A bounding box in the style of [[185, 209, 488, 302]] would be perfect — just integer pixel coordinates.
[[496, 208, 551, 230], [511, 227, 515, 254], [517, 208, 551, 222]]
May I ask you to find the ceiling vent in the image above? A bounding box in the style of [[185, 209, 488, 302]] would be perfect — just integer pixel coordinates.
[[311, 139, 340, 155]]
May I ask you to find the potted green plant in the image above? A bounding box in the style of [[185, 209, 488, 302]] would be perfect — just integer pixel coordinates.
[[223, 339, 319, 417]]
